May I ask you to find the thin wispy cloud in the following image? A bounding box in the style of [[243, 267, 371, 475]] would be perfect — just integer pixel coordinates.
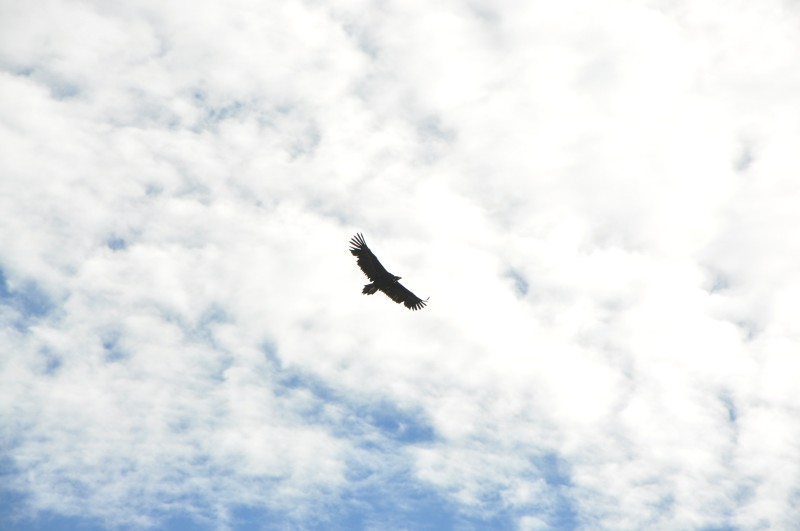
[[2, 0, 800, 529]]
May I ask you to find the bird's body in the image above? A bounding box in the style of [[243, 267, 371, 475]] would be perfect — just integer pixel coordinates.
[[349, 233, 428, 311]]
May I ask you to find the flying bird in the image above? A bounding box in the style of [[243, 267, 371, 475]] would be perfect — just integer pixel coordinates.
[[349, 233, 429, 311]]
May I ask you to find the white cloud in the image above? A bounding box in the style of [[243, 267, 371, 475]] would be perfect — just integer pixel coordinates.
[[2, 0, 800, 529]]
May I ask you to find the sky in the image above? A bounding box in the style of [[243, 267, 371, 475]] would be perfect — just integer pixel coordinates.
[[2, 0, 800, 529]]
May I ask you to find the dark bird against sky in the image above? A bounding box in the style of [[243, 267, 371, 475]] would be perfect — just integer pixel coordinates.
[[349, 233, 429, 311]]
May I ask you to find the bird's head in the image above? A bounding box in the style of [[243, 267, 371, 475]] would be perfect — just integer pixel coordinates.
[[394, 275, 402, 281]]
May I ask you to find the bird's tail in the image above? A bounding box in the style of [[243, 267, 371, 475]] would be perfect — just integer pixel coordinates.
[[362, 283, 379, 295]]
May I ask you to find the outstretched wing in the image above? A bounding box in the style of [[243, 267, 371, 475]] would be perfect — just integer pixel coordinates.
[[381, 282, 429, 311], [349, 233, 392, 282]]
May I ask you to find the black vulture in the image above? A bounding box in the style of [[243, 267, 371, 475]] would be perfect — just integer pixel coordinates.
[[349, 233, 429, 311]]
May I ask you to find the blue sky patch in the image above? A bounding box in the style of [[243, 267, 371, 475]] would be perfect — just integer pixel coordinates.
[[535, 453, 579, 528], [101, 330, 126, 361], [261, 342, 437, 446], [506, 269, 529, 296], [106, 237, 127, 251], [0, 268, 55, 326]]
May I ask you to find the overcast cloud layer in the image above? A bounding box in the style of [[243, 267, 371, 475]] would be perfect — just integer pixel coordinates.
[[2, 0, 800, 529]]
